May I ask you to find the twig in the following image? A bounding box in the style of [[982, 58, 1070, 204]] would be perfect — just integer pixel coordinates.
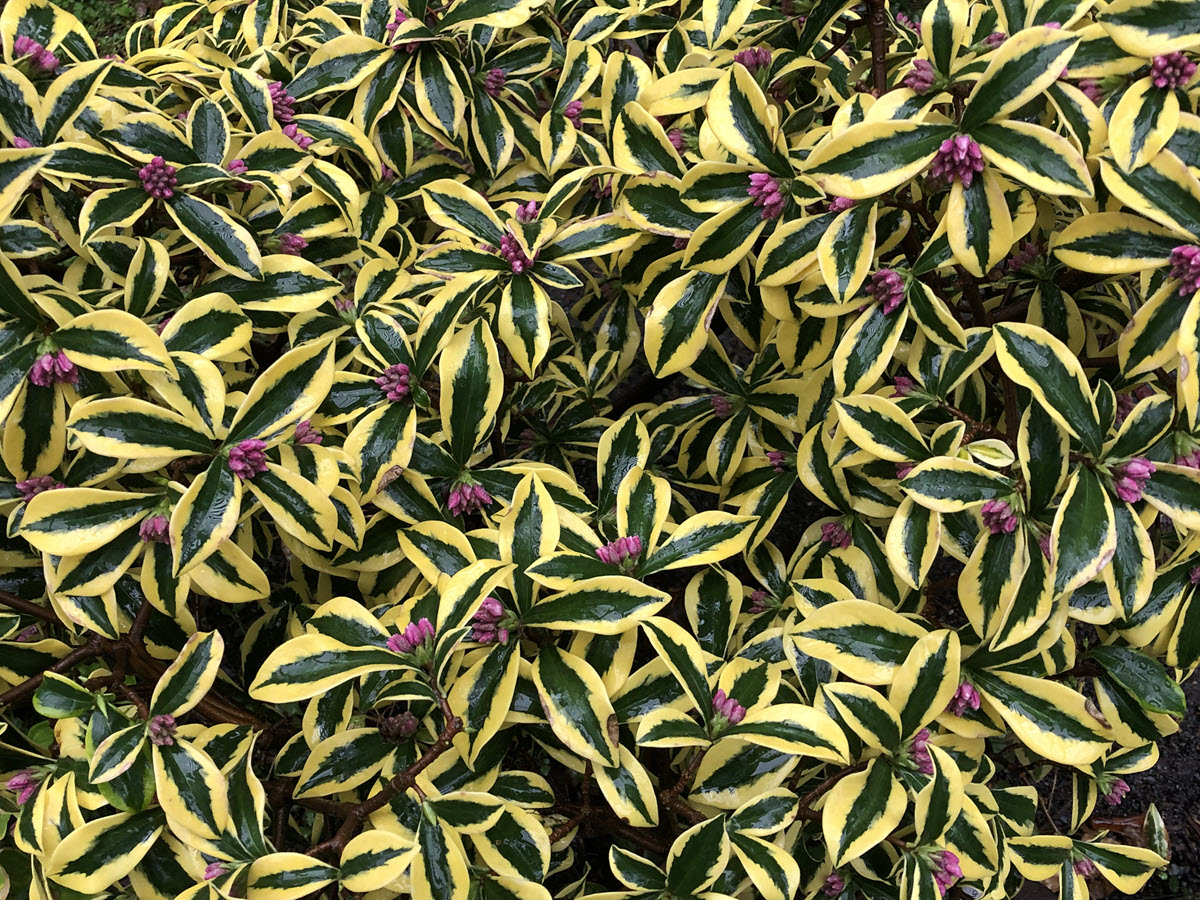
[[659, 749, 708, 825], [307, 687, 463, 859], [865, 0, 889, 93], [818, 19, 863, 63], [0, 637, 105, 708], [0, 588, 60, 626], [795, 761, 868, 818]]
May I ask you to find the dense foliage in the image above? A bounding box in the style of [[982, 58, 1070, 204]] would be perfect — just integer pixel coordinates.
[[1, 0, 1199, 897]]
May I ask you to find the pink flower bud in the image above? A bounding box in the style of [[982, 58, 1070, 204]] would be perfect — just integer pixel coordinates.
[[980, 499, 1017, 534], [929, 134, 985, 187], [563, 99, 584, 129], [293, 420, 322, 445], [139, 515, 170, 544], [149, 714, 177, 746], [375, 363, 411, 401], [870, 269, 906, 314], [946, 682, 981, 716], [822, 871, 846, 897], [16, 476, 64, 502], [227, 439, 269, 480], [903, 59, 937, 94], [821, 521, 852, 549], [6, 769, 40, 805]]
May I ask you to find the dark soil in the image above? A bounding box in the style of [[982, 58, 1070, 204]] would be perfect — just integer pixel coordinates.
[[1113, 676, 1200, 899]]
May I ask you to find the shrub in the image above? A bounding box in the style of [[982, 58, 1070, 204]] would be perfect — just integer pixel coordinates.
[[0, 0, 1196, 898]]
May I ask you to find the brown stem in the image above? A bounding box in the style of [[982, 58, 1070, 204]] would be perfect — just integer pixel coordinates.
[[273, 802, 290, 851], [307, 695, 463, 859], [548, 811, 589, 844], [124, 643, 271, 728], [0, 588, 60, 626], [658, 748, 709, 825], [116, 681, 150, 719], [866, 0, 889, 93], [0, 637, 104, 708], [127, 598, 154, 647], [817, 19, 863, 64], [796, 761, 868, 818]]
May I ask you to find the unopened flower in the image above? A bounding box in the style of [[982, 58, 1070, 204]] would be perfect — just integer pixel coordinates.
[[896, 11, 916, 28], [747, 172, 787, 219], [822, 871, 846, 897], [710, 395, 734, 418], [139, 515, 170, 544], [1102, 776, 1130, 805], [268, 81, 296, 123], [734, 47, 772, 72], [516, 200, 538, 223], [203, 862, 229, 881], [984, 31, 1007, 47], [892, 375, 916, 398], [1112, 457, 1155, 503], [6, 770, 40, 805], [379, 710, 419, 742], [387, 617, 436, 654], [226, 158, 252, 191], [910, 727, 934, 774], [448, 481, 493, 516], [766, 450, 787, 473], [149, 714, 177, 746], [903, 59, 937, 94], [1169, 245, 1200, 296], [896, 462, 914, 479], [596, 535, 642, 567], [748, 589, 772, 613], [1078, 78, 1104, 103], [1074, 857, 1098, 877], [1039, 533, 1053, 561], [1150, 52, 1196, 90], [385, 8, 409, 35], [1189, 565, 1200, 585], [590, 176, 613, 199], [293, 420, 322, 445], [929, 134, 985, 187], [498, 233, 535, 273], [16, 475, 64, 502], [828, 196, 856, 213], [712, 688, 747, 726], [278, 232, 307, 256], [13, 35, 57, 71], [282, 123, 313, 150], [931, 850, 963, 895], [668, 128, 685, 152], [870, 268, 906, 314], [470, 596, 512, 644], [138, 156, 177, 199], [1008, 241, 1039, 271], [375, 363, 412, 401], [563, 99, 584, 129], [981, 498, 1018, 534], [227, 439, 269, 480], [484, 68, 506, 97], [29, 351, 78, 387], [947, 681, 981, 717], [11, 136, 33, 149], [821, 521, 852, 549]]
